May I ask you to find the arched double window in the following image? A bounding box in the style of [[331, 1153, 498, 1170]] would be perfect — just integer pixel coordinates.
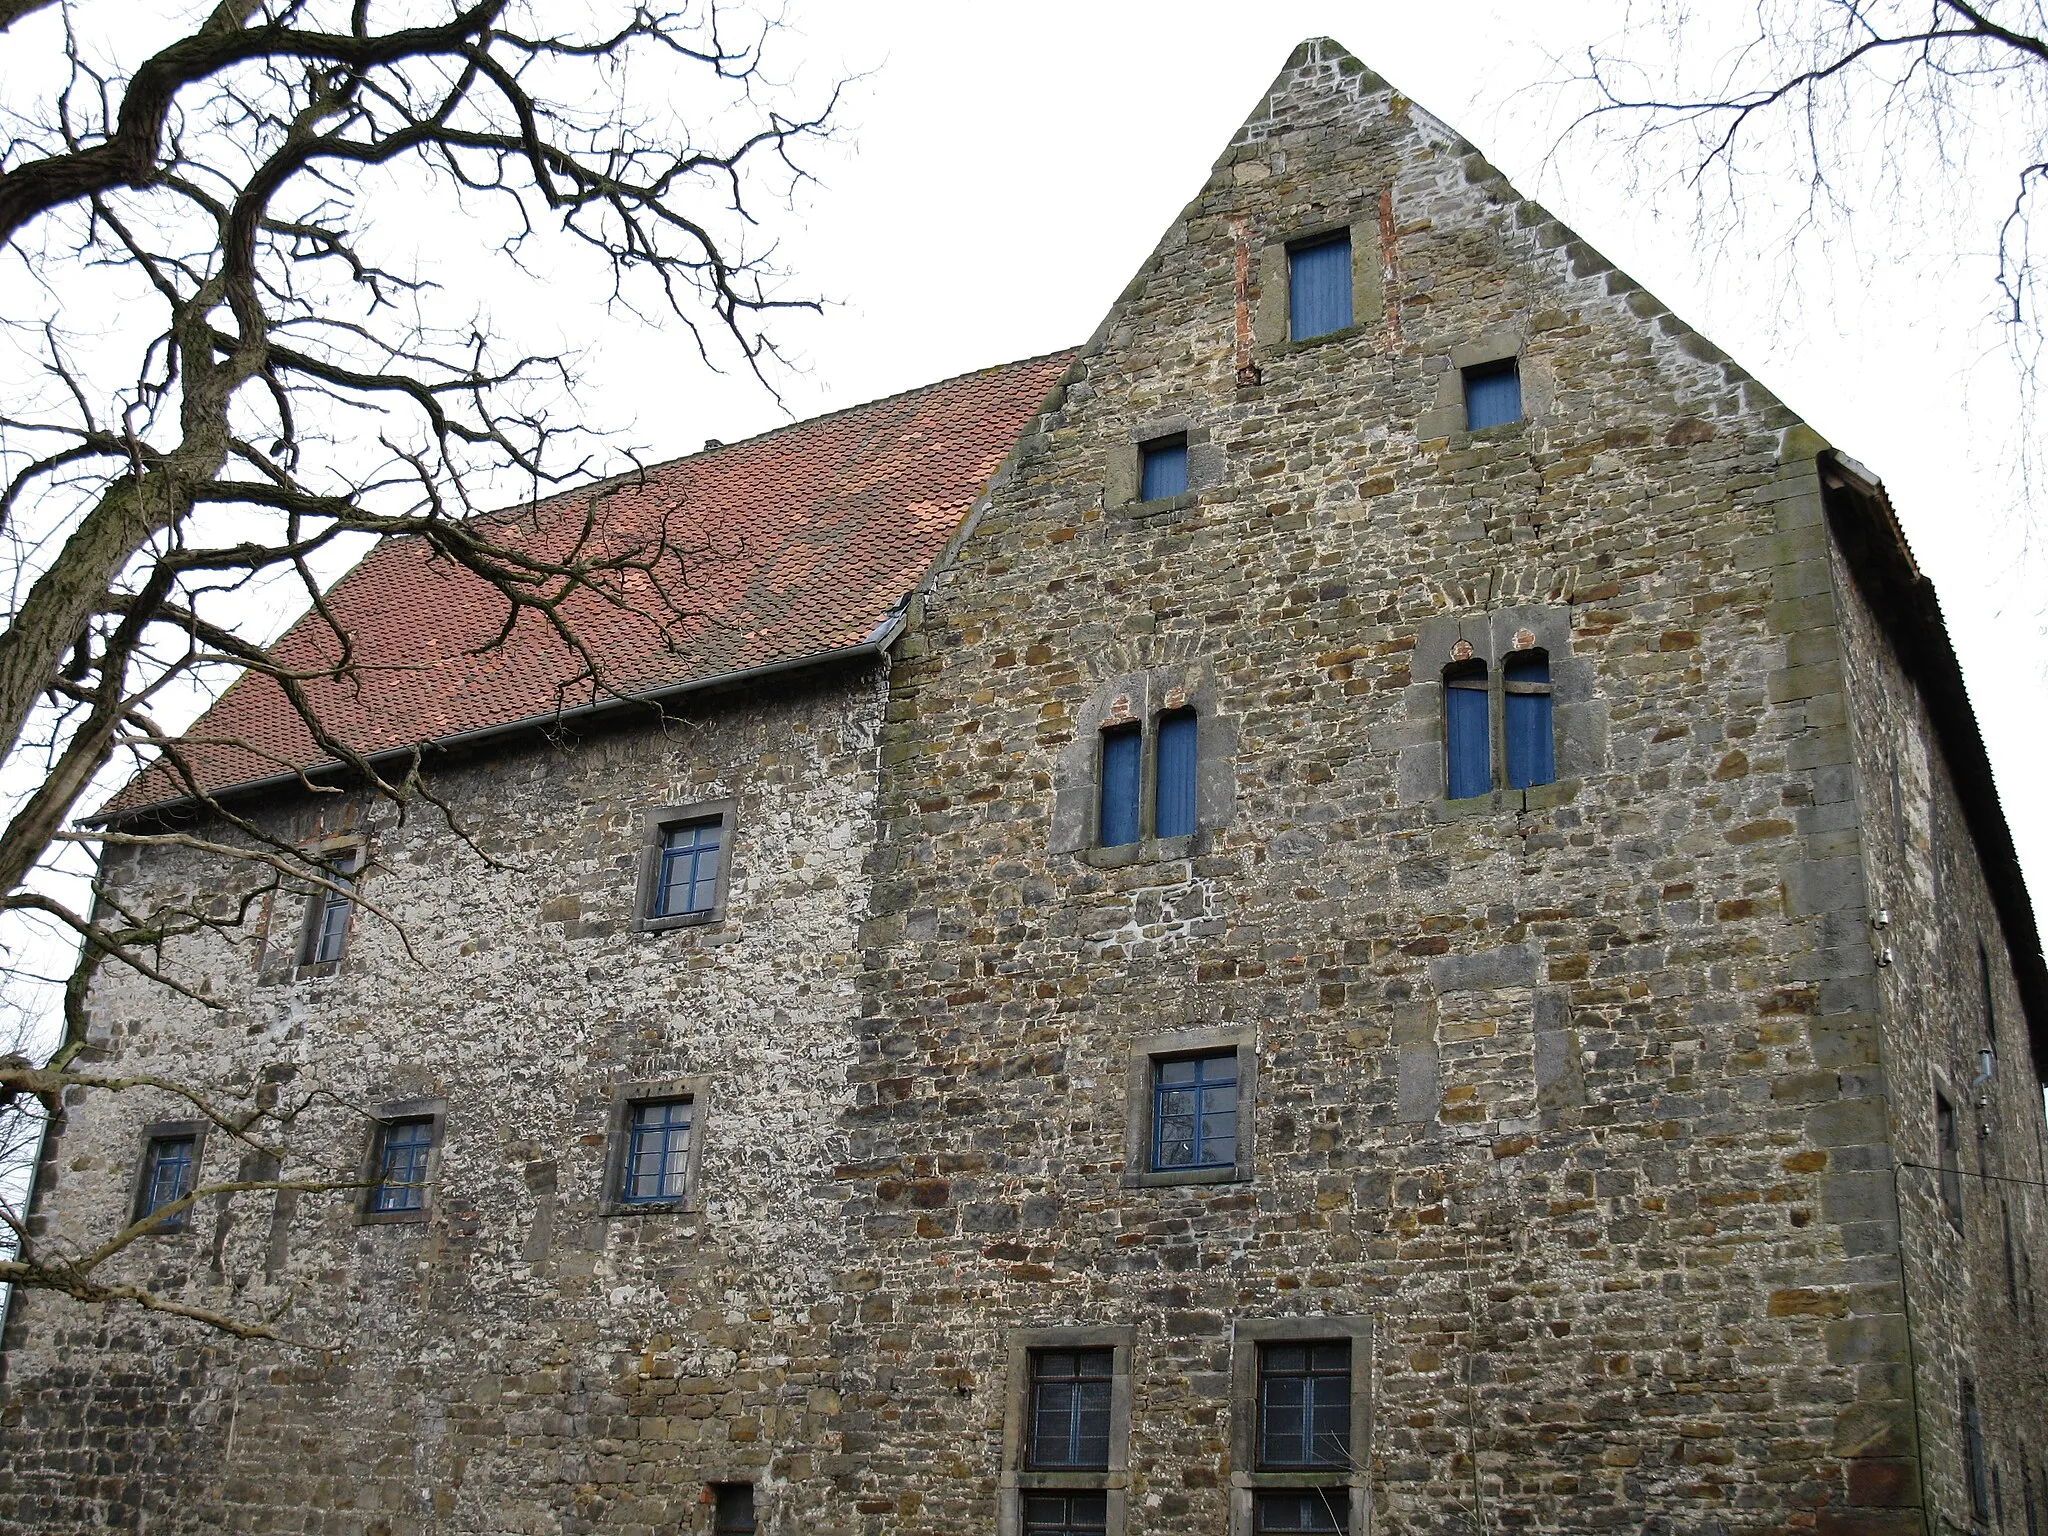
[[1100, 708, 1199, 847], [1443, 648, 1556, 798]]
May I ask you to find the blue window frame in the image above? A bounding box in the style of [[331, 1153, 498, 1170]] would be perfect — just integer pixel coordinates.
[[1152, 1051, 1238, 1172], [655, 819, 723, 919], [1022, 1493, 1109, 1535], [621, 1098, 693, 1204], [1503, 651, 1555, 790], [1154, 709, 1197, 839], [1139, 436, 1188, 501], [1255, 1492, 1346, 1533], [1444, 662, 1490, 800], [1289, 234, 1353, 340], [1098, 723, 1141, 848], [303, 849, 359, 965], [1028, 1348, 1113, 1470], [1258, 1340, 1351, 1468], [370, 1117, 434, 1214], [1463, 359, 1522, 430], [138, 1135, 196, 1227]]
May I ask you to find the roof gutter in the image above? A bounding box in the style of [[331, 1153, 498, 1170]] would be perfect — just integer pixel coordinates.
[[92, 604, 911, 828]]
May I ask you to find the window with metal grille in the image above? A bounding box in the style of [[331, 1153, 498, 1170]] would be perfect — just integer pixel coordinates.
[[620, 1098, 692, 1204], [1152, 1052, 1237, 1173], [1022, 1492, 1109, 1535], [1139, 435, 1188, 501], [1963, 1378, 1991, 1523], [1504, 650, 1555, 790], [1444, 660, 1489, 800], [1938, 1091, 1964, 1229], [711, 1483, 755, 1534], [1028, 1348, 1113, 1470], [654, 818, 723, 919], [1155, 709, 1197, 839], [1258, 1341, 1351, 1468], [1255, 1491, 1347, 1534], [137, 1134, 197, 1228], [369, 1117, 434, 1214], [1098, 723, 1141, 848], [1289, 234, 1352, 340], [1462, 358, 1522, 429], [299, 848, 360, 966]]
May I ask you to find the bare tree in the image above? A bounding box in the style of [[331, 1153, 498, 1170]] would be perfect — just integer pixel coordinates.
[[1558, 1, 2048, 497], [0, 0, 834, 1342]]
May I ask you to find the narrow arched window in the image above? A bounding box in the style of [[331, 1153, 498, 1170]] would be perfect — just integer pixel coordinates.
[[1504, 650, 1555, 790], [1444, 660, 1489, 800], [1155, 709, 1198, 838], [1099, 722, 1142, 848]]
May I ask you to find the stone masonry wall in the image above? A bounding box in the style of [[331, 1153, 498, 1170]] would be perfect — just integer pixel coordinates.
[[0, 664, 891, 1535], [838, 37, 2047, 1536], [1831, 534, 2048, 1532]]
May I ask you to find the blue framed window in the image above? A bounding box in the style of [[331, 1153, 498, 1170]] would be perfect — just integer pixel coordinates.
[[370, 1117, 434, 1214], [1258, 1340, 1351, 1468], [1462, 359, 1522, 430], [1028, 1348, 1113, 1470], [302, 848, 359, 965], [1139, 436, 1188, 501], [711, 1483, 756, 1534], [138, 1134, 197, 1227], [1155, 709, 1198, 839], [1503, 651, 1554, 790], [621, 1098, 693, 1204], [1022, 1493, 1109, 1535], [1098, 723, 1141, 848], [1152, 1051, 1238, 1172], [1444, 662, 1490, 800], [1255, 1492, 1346, 1533], [1289, 234, 1353, 340], [655, 818, 723, 919]]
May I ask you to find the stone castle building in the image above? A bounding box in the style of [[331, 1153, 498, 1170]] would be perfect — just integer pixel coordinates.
[[3, 36, 2045, 1536]]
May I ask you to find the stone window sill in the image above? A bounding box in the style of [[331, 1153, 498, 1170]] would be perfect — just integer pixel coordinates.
[[637, 909, 720, 936], [1122, 1164, 1247, 1190], [1078, 832, 1202, 869], [356, 1206, 430, 1228], [1436, 780, 1576, 821], [600, 1200, 700, 1219], [1279, 323, 1366, 354]]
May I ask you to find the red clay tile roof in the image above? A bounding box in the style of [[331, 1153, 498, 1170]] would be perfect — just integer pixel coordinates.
[[109, 351, 1075, 816]]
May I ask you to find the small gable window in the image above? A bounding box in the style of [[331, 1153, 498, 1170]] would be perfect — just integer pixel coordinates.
[[1154, 709, 1198, 839], [299, 847, 360, 968], [1503, 651, 1555, 790], [1138, 435, 1188, 501], [1444, 661, 1490, 801], [1463, 358, 1522, 429], [1099, 722, 1142, 848], [1289, 233, 1353, 341], [135, 1132, 198, 1230]]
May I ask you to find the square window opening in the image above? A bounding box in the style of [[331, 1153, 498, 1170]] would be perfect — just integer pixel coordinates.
[[1138, 435, 1188, 502], [1257, 1339, 1352, 1469], [1151, 1051, 1238, 1173], [1028, 1347, 1114, 1471], [620, 1097, 693, 1205], [1289, 234, 1353, 341], [711, 1483, 756, 1535], [368, 1116, 435, 1215], [136, 1133, 198, 1229], [1462, 358, 1523, 430]]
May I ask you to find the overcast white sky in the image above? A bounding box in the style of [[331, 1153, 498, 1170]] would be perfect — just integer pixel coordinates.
[[572, 0, 2045, 924]]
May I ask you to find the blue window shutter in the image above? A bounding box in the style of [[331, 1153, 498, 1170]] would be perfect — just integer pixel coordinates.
[[1139, 438, 1188, 501], [1445, 670, 1489, 799], [1504, 653, 1554, 789], [1099, 724, 1141, 847], [1289, 235, 1352, 340], [1155, 710, 1197, 838], [1463, 361, 1523, 429]]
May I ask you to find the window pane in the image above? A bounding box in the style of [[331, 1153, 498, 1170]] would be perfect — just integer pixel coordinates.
[[1023, 1492, 1109, 1535], [1140, 438, 1188, 501], [141, 1135, 197, 1222], [1256, 1490, 1346, 1533], [1259, 1340, 1351, 1468], [306, 850, 359, 964], [1099, 724, 1141, 847], [1029, 1349, 1114, 1470], [1155, 709, 1198, 838], [1445, 671, 1489, 799], [656, 821, 723, 917], [1152, 1052, 1237, 1171], [624, 1099, 692, 1202], [1290, 235, 1352, 340], [372, 1118, 433, 1212], [1463, 360, 1522, 429]]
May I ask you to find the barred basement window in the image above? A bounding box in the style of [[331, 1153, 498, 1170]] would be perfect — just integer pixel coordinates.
[[1462, 358, 1522, 429], [1231, 1318, 1370, 1536], [1001, 1326, 1133, 1536], [1443, 660, 1489, 800], [1289, 233, 1353, 341]]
